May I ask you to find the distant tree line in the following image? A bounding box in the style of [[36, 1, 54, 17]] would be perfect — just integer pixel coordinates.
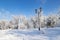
[[0, 14, 60, 30]]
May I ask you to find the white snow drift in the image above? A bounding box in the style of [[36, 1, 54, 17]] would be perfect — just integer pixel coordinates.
[[0, 28, 59, 40]]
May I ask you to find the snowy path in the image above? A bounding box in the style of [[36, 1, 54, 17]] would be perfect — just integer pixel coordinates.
[[0, 28, 60, 40]]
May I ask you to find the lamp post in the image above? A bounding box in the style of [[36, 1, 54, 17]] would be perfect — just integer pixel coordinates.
[[35, 7, 42, 31]]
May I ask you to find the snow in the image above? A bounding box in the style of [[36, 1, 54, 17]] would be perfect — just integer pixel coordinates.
[[0, 28, 60, 40]]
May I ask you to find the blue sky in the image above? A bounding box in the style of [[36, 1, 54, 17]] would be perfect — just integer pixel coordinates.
[[0, 0, 60, 20]]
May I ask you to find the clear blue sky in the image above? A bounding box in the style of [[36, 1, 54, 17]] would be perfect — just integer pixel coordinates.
[[0, 0, 60, 20]]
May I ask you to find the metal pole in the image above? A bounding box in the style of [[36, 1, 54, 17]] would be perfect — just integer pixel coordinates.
[[38, 11, 40, 30], [38, 7, 42, 31]]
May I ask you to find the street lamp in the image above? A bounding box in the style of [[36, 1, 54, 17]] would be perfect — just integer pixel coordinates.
[[35, 7, 42, 31]]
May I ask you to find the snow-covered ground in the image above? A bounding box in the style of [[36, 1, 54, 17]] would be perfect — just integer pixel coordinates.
[[0, 28, 60, 40]]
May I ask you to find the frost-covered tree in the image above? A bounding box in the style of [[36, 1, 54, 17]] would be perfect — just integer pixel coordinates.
[[19, 15, 31, 29], [46, 14, 57, 28], [11, 15, 19, 29], [31, 16, 37, 28], [0, 20, 8, 29], [19, 15, 27, 29], [54, 14, 60, 27]]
